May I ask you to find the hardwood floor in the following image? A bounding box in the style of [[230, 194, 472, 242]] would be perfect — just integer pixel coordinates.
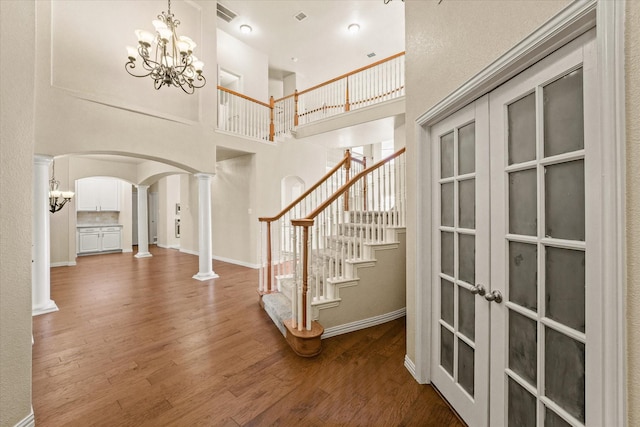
[[33, 246, 464, 426]]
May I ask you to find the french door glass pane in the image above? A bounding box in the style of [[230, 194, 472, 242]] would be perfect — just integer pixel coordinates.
[[508, 92, 537, 165], [441, 278, 454, 325], [441, 325, 454, 376], [545, 246, 586, 333], [544, 69, 584, 157], [458, 122, 476, 175], [509, 310, 537, 387], [508, 377, 536, 427], [545, 160, 585, 241], [509, 169, 537, 236], [459, 234, 475, 285], [441, 132, 455, 178], [509, 241, 538, 311], [441, 182, 454, 227], [459, 286, 475, 340], [545, 327, 586, 423], [459, 179, 475, 229], [458, 339, 475, 396], [544, 408, 572, 427], [441, 231, 454, 277]]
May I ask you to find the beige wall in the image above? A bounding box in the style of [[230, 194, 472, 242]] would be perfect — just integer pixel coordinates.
[[0, 1, 34, 425], [626, 1, 640, 424], [404, 0, 571, 364], [405, 0, 638, 423]]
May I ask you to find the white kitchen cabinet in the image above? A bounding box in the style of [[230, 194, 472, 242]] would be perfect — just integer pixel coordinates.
[[77, 226, 122, 254], [77, 228, 101, 253], [101, 228, 122, 252], [76, 177, 120, 211]]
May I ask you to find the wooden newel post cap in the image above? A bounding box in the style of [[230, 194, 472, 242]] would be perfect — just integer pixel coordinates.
[[291, 218, 315, 227]]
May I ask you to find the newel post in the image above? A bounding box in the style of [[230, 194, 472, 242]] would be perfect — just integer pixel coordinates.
[[344, 149, 351, 212], [266, 220, 273, 292], [291, 218, 314, 328], [284, 218, 323, 357], [269, 96, 275, 142], [345, 79, 350, 112]]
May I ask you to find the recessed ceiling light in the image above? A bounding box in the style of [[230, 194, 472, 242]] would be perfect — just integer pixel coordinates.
[[348, 23, 360, 33], [240, 24, 252, 34], [291, 57, 298, 63]]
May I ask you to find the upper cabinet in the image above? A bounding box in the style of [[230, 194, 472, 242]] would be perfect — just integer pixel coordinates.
[[76, 177, 120, 211]]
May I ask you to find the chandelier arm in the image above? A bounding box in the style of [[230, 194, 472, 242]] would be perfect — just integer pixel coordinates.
[[125, 61, 154, 78]]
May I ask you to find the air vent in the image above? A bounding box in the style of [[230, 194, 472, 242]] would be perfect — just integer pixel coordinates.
[[367, 52, 377, 58], [217, 3, 238, 23], [294, 11, 308, 22]]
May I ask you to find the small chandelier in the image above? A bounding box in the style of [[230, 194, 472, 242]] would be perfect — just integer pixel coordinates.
[[125, 0, 206, 94], [49, 161, 74, 214]]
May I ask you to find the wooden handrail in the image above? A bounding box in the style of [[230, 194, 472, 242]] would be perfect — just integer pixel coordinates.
[[297, 52, 405, 96], [217, 86, 271, 108], [258, 150, 352, 223], [304, 147, 405, 220]]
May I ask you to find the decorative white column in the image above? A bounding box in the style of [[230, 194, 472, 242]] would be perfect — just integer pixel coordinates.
[[135, 184, 152, 258], [193, 173, 218, 281], [33, 155, 58, 316]]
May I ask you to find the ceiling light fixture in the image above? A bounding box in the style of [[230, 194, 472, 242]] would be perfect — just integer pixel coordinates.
[[125, 0, 206, 94], [348, 23, 360, 33], [49, 161, 74, 214], [240, 24, 252, 34]]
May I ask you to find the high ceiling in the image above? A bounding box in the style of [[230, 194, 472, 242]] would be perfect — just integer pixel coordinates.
[[215, 0, 406, 89]]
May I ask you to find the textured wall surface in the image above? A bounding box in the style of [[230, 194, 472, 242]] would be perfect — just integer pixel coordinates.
[[0, 1, 35, 425], [403, 0, 570, 365], [626, 0, 640, 424]]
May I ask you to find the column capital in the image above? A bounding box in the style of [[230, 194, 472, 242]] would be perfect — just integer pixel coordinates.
[[135, 184, 150, 190], [34, 154, 53, 166], [194, 172, 215, 180]]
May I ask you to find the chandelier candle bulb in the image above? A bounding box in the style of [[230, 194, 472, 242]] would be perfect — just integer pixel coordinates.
[[125, 0, 206, 94]]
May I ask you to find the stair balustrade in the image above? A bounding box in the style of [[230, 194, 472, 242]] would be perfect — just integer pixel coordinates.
[[288, 148, 406, 331], [258, 150, 365, 296], [217, 52, 405, 141]]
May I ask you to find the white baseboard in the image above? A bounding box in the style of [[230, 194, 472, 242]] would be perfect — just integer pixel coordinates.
[[50, 261, 76, 267], [321, 307, 406, 339], [14, 408, 35, 427], [404, 354, 418, 381], [177, 249, 259, 269], [122, 248, 133, 253], [212, 255, 259, 269], [156, 243, 180, 250]]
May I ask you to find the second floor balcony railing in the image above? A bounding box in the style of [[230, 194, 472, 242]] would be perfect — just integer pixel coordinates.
[[217, 52, 405, 142]]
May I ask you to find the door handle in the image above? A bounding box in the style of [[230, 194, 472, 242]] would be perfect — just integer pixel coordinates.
[[470, 284, 486, 296], [484, 290, 503, 303]]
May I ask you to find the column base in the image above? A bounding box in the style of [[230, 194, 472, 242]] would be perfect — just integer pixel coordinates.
[[134, 252, 153, 258], [33, 300, 59, 317], [192, 271, 220, 281]]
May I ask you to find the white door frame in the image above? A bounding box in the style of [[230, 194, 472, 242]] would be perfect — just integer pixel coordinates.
[[413, 1, 626, 426]]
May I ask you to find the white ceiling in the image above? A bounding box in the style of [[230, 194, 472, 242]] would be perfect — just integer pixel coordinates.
[[215, 0, 406, 88]]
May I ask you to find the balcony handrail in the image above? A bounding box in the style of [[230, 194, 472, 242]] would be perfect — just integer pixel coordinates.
[[296, 52, 405, 97], [217, 86, 271, 108]]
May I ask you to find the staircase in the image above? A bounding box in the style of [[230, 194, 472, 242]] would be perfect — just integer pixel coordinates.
[[259, 148, 406, 356]]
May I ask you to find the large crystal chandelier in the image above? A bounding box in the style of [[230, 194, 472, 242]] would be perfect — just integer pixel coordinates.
[[49, 161, 74, 214], [125, 0, 206, 94]]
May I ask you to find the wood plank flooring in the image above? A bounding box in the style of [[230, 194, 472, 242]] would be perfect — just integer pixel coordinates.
[[33, 246, 464, 426]]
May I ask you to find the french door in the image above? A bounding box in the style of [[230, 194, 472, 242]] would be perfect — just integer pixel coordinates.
[[431, 30, 600, 427]]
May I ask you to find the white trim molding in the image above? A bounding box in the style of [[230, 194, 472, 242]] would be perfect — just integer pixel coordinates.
[[212, 255, 259, 269], [321, 307, 406, 339], [14, 408, 35, 427], [414, 0, 626, 425], [404, 354, 418, 381], [50, 261, 77, 267]]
